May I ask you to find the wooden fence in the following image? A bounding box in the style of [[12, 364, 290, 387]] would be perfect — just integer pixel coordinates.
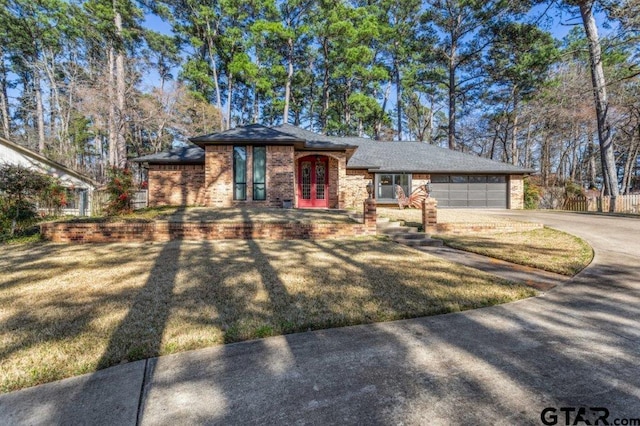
[[563, 194, 640, 214], [131, 190, 148, 210], [91, 190, 148, 215]]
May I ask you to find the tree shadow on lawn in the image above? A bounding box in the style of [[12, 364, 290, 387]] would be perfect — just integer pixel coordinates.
[[137, 256, 640, 425], [7, 234, 640, 423]]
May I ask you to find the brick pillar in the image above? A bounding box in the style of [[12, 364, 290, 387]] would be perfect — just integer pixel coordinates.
[[422, 198, 437, 232], [363, 198, 377, 234]]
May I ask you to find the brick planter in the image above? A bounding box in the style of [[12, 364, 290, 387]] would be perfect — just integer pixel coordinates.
[[425, 222, 543, 235], [41, 219, 377, 243]]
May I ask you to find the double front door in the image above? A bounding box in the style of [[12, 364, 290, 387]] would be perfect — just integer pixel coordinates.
[[297, 155, 328, 208]]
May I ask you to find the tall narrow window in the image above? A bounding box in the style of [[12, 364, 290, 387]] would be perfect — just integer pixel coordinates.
[[253, 146, 266, 200], [233, 146, 246, 200]]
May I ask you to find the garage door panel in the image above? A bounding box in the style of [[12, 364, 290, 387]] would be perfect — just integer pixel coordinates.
[[487, 191, 506, 200], [427, 175, 507, 208], [488, 198, 507, 208], [468, 191, 487, 201], [449, 191, 468, 200], [468, 183, 487, 191], [468, 199, 488, 207], [487, 183, 505, 191], [430, 189, 449, 196]]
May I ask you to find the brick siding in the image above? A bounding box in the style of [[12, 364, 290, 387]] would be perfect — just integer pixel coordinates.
[[204, 145, 295, 208], [41, 217, 378, 244], [204, 145, 233, 207], [148, 164, 205, 206], [509, 175, 524, 209], [425, 221, 542, 234], [343, 169, 373, 209]]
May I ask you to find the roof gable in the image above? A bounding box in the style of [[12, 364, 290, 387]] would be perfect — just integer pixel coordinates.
[[0, 136, 97, 188], [132, 145, 204, 164], [189, 123, 302, 146]]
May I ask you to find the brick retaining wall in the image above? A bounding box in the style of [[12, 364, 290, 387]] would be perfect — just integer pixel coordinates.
[[426, 222, 542, 235], [41, 204, 378, 243], [41, 221, 378, 243]]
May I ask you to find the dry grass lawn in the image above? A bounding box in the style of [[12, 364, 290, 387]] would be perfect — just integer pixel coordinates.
[[437, 228, 593, 276], [377, 207, 522, 228], [377, 207, 592, 275], [65, 206, 358, 224], [0, 238, 535, 393]]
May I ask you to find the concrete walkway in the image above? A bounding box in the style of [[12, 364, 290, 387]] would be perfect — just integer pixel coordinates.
[[1, 211, 639, 425]]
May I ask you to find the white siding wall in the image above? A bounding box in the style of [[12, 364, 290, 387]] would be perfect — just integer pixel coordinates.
[[0, 143, 94, 190]]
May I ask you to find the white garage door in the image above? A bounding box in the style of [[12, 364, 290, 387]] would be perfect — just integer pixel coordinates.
[[430, 175, 507, 208]]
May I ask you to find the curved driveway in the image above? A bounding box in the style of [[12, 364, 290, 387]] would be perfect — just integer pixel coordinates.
[[1, 211, 639, 425]]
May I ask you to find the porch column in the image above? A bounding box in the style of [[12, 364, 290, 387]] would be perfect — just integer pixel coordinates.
[[422, 198, 437, 231], [363, 198, 377, 234]]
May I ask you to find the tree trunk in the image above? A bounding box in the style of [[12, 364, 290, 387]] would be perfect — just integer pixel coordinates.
[[621, 135, 639, 194], [579, 1, 619, 210], [107, 46, 117, 167], [34, 69, 46, 153], [205, 21, 223, 127], [448, 40, 457, 150], [227, 70, 233, 128], [510, 89, 519, 166], [0, 46, 11, 138], [321, 38, 330, 133], [395, 57, 402, 141], [115, 8, 127, 168], [283, 37, 294, 125]]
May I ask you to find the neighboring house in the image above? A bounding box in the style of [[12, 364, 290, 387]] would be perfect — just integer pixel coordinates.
[[132, 124, 531, 210], [0, 136, 97, 216]]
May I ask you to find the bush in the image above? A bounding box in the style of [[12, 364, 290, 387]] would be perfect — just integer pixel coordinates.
[[0, 164, 51, 237], [105, 167, 134, 215], [38, 181, 71, 215], [523, 178, 541, 209]]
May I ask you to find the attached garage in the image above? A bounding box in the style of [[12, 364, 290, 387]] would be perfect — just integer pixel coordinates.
[[429, 175, 508, 208]]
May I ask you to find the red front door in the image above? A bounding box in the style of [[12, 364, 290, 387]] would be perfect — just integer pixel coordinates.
[[297, 155, 329, 208]]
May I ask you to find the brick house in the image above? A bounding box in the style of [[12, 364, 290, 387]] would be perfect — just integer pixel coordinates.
[[132, 124, 530, 209]]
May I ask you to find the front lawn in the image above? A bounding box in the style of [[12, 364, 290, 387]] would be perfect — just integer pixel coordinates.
[[377, 207, 592, 275], [0, 238, 535, 393], [436, 228, 593, 276]]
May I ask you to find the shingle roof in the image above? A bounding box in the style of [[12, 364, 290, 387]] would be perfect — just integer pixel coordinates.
[[345, 138, 531, 174], [274, 124, 357, 149], [189, 123, 301, 145], [132, 145, 204, 164], [133, 124, 531, 174]]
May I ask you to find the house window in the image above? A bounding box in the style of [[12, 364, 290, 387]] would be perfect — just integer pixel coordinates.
[[376, 173, 410, 200], [253, 146, 266, 200], [233, 146, 246, 200]]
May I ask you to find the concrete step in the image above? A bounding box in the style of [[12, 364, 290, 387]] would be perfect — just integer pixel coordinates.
[[393, 237, 444, 247], [391, 232, 428, 240], [377, 217, 390, 223], [379, 227, 419, 235], [376, 221, 403, 229]]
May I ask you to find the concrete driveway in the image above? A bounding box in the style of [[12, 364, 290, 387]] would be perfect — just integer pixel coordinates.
[[1, 211, 639, 425]]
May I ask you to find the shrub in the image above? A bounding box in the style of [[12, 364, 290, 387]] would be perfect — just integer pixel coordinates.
[[523, 178, 541, 209], [38, 181, 71, 215], [105, 167, 134, 215], [0, 164, 51, 237]]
